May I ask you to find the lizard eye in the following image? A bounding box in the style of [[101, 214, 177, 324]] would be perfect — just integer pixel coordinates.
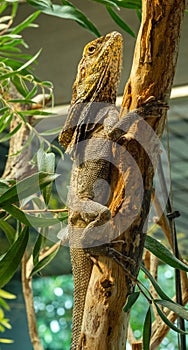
[[88, 45, 96, 55]]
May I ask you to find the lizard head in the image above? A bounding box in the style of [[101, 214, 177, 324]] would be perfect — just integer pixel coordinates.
[[71, 31, 123, 105]]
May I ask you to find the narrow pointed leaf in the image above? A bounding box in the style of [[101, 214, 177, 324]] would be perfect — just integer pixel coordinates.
[[40, 126, 62, 136], [141, 264, 173, 303], [145, 236, 188, 272], [37, 150, 55, 205], [1, 203, 60, 227], [0, 298, 10, 310], [143, 306, 152, 350], [0, 122, 22, 143], [0, 182, 9, 196], [30, 243, 60, 276], [0, 172, 59, 205], [0, 226, 29, 288], [123, 291, 140, 312], [17, 49, 42, 71], [107, 6, 135, 37], [12, 76, 29, 97], [0, 220, 16, 244], [0, 290, 16, 300], [11, 11, 41, 34], [91, 0, 119, 9], [1, 204, 31, 226], [0, 113, 13, 133], [33, 234, 44, 265], [154, 302, 188, 334], [155, 299, 188, 321], [28, 214, 60, 227], [114, 0, 141, 9], [28, 1, 100, 37]]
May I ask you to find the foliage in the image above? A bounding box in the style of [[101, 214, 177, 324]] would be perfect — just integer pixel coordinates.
[[0, 289, 16, 344], [25, 0, 141, 37]]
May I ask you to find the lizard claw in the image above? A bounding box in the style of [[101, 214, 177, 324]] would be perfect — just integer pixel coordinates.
[[137, 95, 169, 111], [80, 220, 112, 248]]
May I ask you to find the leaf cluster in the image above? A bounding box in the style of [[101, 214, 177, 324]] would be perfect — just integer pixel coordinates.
[[0, 289, 16, 344], [26, 0, 141, 37], [124, 236, 188, 349]]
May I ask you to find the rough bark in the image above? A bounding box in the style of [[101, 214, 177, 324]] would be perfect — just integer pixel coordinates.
[[80, 0, 185, 349]]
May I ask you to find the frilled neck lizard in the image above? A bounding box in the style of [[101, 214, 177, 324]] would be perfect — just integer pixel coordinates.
[[59, 31, 123, 349], [59, 31, 162, 349]]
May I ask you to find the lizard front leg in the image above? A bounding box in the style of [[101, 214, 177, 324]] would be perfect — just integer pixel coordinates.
[[107, 97, 168, 143]]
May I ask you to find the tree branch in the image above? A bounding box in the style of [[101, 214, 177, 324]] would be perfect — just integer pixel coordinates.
[[80, 1, 186, 349]]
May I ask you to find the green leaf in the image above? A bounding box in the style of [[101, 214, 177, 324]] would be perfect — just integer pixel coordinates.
[[17, 49, 42, 72], [136, 8, 142, 21], [1, 204, 31, 226], [0, 112, 13, 133], [41, 80, 53, 89], [33, 234, 44, 265], [2, 58, 34, 79], [107, 6, 135, 37], [0, 4, 8, 16], [145, 236, 188, 272], [141, 264, 173, 303], [37, 150, 55, 205], [40, 127, 62, 136], [0, 172, 59, 205], [154, 302, 188, 335], [18, 109, 52, 116], [0, 226, 29, 288], [1, 203, 60, 227], [112, 0, 141, 9], [12, 76, 29, 97], [0, 107, 9, 115], [0, 318, 12, 329], [30, 243, 60, 276], [0, 220, 16, 244], [11, 1, 18, 18], [0, 122, 22, 143], [123, 291, 140, 312], [143, 306, 152, 350], [91, 0, 120, 10], [11, 11, 41, 34], [8, 98, 35, 104], [0, 290, 16, 300], [26, 85, 38, 99], [27, 214, 60, 227], [155, 299, 188, 321], [92, 0, 142, 9], [0, 297, 10, 311], [26, 0, 53, 9], [8, 128, 34, 157], [28, 0, 100, 37], [0, 182, 9, 196], [0, 338, 14, 344]]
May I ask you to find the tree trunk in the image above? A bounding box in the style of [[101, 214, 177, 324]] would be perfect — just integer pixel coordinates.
[[79, 0, 185, 349]]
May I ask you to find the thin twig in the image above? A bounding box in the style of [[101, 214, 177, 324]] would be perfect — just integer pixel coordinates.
[[22, 252, 44, 350], [23, 208, 68, 213]]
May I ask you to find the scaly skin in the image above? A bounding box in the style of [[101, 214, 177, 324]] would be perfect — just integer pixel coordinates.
[[59, 31, 123, 349]]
